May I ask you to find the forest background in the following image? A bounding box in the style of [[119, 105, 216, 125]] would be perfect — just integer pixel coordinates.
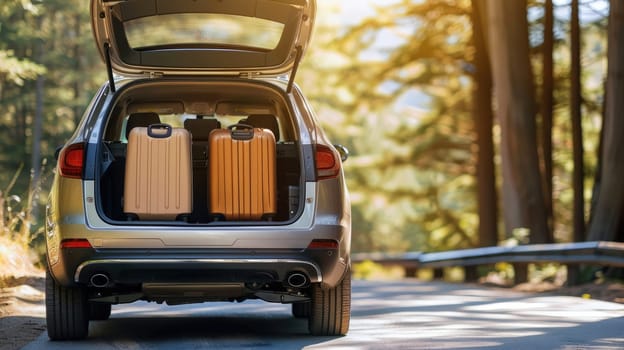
[[1, 0, 623, 283]]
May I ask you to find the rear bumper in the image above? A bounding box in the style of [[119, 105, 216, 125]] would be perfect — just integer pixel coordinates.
[[74, 256, 322, 285], [50, 247, 348, 290]]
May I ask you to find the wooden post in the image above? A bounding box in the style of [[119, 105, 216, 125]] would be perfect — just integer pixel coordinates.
[[404, 267, 418, 278], [513, 263, 528, 284], [566, 264, 582, 286], [464, 266, 479, 282]]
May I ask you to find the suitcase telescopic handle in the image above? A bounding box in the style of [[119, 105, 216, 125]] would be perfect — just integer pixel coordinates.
[[147, 123, 173, 138], [229, 123, 254, 141]]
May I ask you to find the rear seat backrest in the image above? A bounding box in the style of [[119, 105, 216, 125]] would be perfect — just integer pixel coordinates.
[[242, 114, 280, 141], [184, 118, 221, 161], [126, 112, 161, 139], [183, 118, 221, 143]]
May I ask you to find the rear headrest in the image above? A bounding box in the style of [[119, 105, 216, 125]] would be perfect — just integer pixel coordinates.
[[243, 114, 280, 141], [126, 112, 161, 139], [184, 118, 221, 141]]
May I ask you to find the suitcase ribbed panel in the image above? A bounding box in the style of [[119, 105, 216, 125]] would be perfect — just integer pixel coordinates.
[[124, 127, 192, 220], [209, 128, 276, 220]]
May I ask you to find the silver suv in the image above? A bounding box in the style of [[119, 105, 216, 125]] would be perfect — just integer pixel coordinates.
[[45, 0, 351, 340]]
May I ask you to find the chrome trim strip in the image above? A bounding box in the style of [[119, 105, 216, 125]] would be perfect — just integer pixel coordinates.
[[74, 258, 322, 283]]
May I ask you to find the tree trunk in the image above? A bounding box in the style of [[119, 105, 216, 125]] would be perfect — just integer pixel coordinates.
[[568, 0, 585, 285], [73, 13, 82, 127], [587, 1, 624, 242], [471, 0, 499, 247], [28, 18, 45, 233], [541, 0, 555, 243], [570, 0, 585, 242], [486, 0, 550, 244], [588, 84, 605, 230]]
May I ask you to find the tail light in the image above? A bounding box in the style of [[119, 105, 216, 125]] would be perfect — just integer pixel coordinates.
[[60, 239, 92, 249], [58, 143, 85, 179], [315, 144, 341, 180], [307, 239, 339, 249]]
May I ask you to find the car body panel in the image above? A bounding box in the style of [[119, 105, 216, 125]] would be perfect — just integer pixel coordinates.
[[46, 177, 86, 267]]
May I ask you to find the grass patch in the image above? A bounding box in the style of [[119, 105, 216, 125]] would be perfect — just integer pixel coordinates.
[[1, 166, 46, 285]]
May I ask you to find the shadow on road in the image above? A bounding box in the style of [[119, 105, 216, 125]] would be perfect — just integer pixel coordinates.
[[341, 280, 624, 349], [24, 301, 340, 349]]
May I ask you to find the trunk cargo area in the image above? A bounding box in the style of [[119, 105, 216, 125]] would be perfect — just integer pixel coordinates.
[[96, 81, 303, 225]]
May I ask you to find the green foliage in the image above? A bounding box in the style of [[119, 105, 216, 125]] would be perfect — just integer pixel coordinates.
[[0, 0, 103, 238], [0, 50, 45, 86], [352, 260, 404, 280], [299, 0, 608, 253], [301, 1, 478, 253]]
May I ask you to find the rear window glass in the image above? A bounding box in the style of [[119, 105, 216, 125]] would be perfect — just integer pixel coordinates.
[[124, 14, 284, 50]]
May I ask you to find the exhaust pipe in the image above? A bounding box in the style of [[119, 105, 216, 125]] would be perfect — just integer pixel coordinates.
[[90, 273, 110, 287], [286, 272, 309, 288]]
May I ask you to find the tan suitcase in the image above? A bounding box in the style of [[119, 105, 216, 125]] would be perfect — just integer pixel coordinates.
[[124, 124, 192, 220], [209, 124, 276, 220]]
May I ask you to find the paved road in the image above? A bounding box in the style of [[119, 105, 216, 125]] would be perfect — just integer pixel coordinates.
[[24, 280, 624, 349]]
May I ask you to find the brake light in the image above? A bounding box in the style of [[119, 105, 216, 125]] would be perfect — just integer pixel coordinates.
[[58, 143, 85, 179], [60, 239, 92, 249], [307, 239, 339, 249], [315, 144, 341, 180]]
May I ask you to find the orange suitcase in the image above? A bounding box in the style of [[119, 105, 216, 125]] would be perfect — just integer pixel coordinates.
[[209, 124, 276, 220], [124, 124, 193, 220]]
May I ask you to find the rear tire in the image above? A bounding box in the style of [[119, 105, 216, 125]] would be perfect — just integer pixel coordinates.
[[89, 302, 112, 321], [46, 268, 89, 340], [292, 302, 310, 318], [308, 267, 351, 336]]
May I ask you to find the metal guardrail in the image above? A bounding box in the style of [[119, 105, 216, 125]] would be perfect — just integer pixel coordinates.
[[352, 241, 624, 271]]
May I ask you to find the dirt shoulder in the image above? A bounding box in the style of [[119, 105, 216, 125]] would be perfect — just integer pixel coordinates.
[[0, 274, 46, 350]]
